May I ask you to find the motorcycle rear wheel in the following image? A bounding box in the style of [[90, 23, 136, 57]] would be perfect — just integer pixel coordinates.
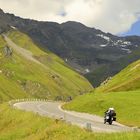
[[109, 119, 112, 125]]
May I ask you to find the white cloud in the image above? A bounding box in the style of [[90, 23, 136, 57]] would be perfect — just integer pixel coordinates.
[[0, 0, 140, 34]]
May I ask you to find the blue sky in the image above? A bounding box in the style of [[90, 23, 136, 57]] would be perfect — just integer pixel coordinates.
[[121, 19, 140, 36]]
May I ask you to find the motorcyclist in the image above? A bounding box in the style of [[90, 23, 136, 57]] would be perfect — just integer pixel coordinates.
[[106, 108, 116, 115], [104, 108, 116, 124]]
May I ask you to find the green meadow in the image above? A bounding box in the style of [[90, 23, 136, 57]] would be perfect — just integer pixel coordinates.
[[0, 30, 92, 101], [64, 90, 140, 127], [96, 59, 140, 93], [0, 103, 139, 140], [0, 29, 140, 140]]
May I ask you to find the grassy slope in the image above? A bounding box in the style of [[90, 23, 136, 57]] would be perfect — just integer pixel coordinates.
[[0, 35, 28, 101], [0, 30, 92, 101], [64, 60, 140, 127], [85, 65, 110, 87], [96, 59, 140, 93], [0, 30, 139, 139], [64, 91, 140, 127], [0, 103, 140, 140], [85, 47, 140, 87]]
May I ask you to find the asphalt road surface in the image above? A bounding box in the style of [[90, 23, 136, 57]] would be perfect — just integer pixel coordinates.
[[13, 101, 134, 133]]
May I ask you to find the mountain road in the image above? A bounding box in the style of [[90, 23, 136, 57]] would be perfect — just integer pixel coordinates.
[[13, 101, 135, 133]]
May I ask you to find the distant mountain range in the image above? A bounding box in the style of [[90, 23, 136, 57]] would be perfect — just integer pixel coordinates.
[[1, 8, 140, 86]]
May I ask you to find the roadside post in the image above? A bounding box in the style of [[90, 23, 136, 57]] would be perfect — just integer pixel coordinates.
[[86, 123, 92, 131]]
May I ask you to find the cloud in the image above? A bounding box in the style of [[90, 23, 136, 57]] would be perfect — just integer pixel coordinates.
[[0, 0, 140, 34]]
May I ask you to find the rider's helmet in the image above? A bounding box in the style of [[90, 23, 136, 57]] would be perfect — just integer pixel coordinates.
[[109, 107, 114, 111], [109, 108, 116, 116]]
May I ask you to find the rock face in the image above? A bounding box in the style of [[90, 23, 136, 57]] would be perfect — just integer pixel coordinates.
[[0, 9, 10, 33], [1, 9, 140, 86]]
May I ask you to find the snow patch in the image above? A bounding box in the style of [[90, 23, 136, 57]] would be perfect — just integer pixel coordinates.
[[121, 48, 132, 54], [123, 41, 131, 45], [85, 69, 90, 73], [112, 40, 132, 47], [10, 26, 17, 29], [100, 44, 107, 47], [97, 34, 110, 41]]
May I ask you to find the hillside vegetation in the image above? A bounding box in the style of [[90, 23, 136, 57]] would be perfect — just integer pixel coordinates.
[[64, 60, 140, 127], [0, 30, 92, 102], [64, 90, 140, 127], [0, 103, 140, 140], [85, 47, 140, 87], [96, 59, 140, 93]]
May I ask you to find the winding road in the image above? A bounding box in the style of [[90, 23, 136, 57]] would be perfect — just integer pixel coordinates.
[[3, 32, 139, 133], [13, 101, 134, 133]]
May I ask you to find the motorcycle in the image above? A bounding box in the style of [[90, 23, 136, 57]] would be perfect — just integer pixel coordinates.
[[104, 112, 116, 125]]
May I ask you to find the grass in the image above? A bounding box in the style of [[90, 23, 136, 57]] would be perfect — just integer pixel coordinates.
[[64, 90, 140, 127], [65, 59, 140, 127], [0, 103, 139, 140], [0, 29, 140, 139], [85, 65, 110, 87], [85, 46, 140, 87], [0, 36, 28, 101], [0, 30, 92, 102], [96, 59, 140, 93], [63, 58, 140, 138]]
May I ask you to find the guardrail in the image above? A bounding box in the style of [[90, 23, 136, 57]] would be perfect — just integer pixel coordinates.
[[8, 98, 51, 106]]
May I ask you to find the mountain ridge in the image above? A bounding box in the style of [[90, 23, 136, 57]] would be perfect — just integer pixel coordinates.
[[1, 9, 140, 86], [0, 29, 92, 101]]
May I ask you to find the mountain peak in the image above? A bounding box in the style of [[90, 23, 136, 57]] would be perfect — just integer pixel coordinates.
[[62, 21, 88, 27], [1, 10, 140, 87], [62, 21, 86, 26], [0, 8, 4, 14]]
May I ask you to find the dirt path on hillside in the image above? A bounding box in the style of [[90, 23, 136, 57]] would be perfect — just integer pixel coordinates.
[[4, 35, 41, 64], [3, 35, 51, 71]]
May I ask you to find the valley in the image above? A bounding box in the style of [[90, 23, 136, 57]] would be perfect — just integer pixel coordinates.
[[64, 59, 140, 127], [0, 29, 92, 101], [0, 8, 140, 140], [1, 8, 140, 86]]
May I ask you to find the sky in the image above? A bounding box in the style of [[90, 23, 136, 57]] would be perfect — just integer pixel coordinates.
[[0, 0, 140, 35], [120, 19, 140, 36]]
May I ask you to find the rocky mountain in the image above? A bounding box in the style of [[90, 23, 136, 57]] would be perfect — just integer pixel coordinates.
[[0, 29, 92, 101], [0, 9, 11, 33], [1, 8, 140, 86]]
